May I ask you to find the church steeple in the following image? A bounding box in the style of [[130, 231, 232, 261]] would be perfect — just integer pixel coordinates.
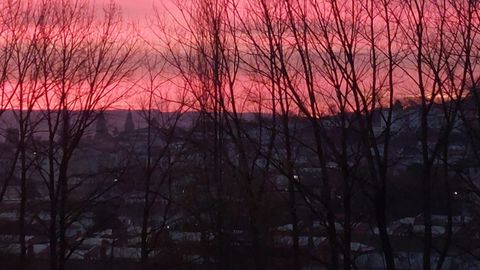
[[124, 109, 134, 133], [95, 112, 109, 139]]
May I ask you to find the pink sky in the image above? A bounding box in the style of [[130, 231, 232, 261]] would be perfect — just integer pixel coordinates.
[[110, 0, 174, 21], [115, 0, 154, 19]]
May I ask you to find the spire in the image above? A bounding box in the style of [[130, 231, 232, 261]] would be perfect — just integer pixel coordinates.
[[124, 109, 134, 133], [5, 128, 19, 145], [95, 112, 110, 140], [150, 117, 159, 128], [59, 109, 70, 146]]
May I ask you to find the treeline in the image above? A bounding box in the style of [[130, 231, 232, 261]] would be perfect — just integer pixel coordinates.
[[0, 0, 480, 270]]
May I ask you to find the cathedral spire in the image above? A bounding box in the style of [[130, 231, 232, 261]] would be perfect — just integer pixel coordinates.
[[95, 111, 109, 140], [124, 109, 134, 133]]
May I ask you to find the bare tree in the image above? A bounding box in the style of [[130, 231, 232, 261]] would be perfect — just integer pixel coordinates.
[[6, 1, 46, 268], [131, 53, 190, 266], [24, 1, 138, 269], [398, 1, 479, 269], [0, 0, 24, 204]]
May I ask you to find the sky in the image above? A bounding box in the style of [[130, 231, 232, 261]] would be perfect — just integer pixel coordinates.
[[111, 0, 173, 22], [115, 0, 154, 20]]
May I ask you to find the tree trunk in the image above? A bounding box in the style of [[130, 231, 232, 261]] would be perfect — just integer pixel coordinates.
[[375, 188, 396, 270], [19, 137, 27, 270], [58, 163, 69, 270], [288, 176, 300, 270], [141, 170, 152, 265]]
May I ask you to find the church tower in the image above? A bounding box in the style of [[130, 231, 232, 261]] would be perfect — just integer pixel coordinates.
[[124, 109, 135, 133], [95, 112, 110, 140]]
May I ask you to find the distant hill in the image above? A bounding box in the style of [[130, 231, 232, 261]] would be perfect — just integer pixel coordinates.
[[0, 110, 274, 141]]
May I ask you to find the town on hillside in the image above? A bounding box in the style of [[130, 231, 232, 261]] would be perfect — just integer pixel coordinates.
[[1, 94, 480, 269]]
